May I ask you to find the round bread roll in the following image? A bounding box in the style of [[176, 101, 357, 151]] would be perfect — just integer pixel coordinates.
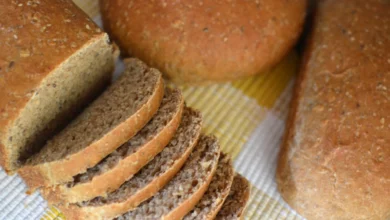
[[100, 0, 307, 84]]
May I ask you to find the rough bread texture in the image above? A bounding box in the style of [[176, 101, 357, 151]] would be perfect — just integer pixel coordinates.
[[116, 135, 220, 220], [0, 0, 115, 174], [277, 1, 390, 219], [184, 153, 234, 220], [58, 107, 202, 220], [100, 0, 307, 84], [42, 88, 183, 204], [215, 174, 250, 220], [18, 58, 164, 190]]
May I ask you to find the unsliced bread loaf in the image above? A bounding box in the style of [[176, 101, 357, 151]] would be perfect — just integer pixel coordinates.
[[277, 1, 390, 219], [18, 58, 164, 190], [116, 135, 220, 220], [215, 174, 250, 220], [42, 88, 184, 204], [184, 153, 234, 220], [57, 107, 202, 219], [100, 0, 307, 84], [0, 0, 116, 174]]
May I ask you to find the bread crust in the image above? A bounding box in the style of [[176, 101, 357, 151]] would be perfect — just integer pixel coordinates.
[[0, 0, 108, 173], [42, 91, 184, 204], [99, 0, 307, 84], [277, 1, 390, 219], [18, 74, 164, 190], [57, 123, 201, 220], [215, 174, 250, 220]]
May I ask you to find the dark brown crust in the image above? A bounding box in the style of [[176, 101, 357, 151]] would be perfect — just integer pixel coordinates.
[[99, 0, 307, 84], [0, 0, 106, 173], [216, 174, 250, 220], [42, 90, 184, 204], [18, 71, 164, 190], [277, 1, 390, 219]]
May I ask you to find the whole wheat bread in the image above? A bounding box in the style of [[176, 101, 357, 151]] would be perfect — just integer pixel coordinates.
[[43, 88, 184, 204], [58, 107, 202, 219], [276, 1, 390, 219], [18, 58, 164, 190], [215, 174, 250, 220], [0, 0, 116, 174], [184, 153, 234, 220], [116, 135, 220, 220]]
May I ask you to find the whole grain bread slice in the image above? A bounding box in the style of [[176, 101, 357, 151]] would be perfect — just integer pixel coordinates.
[[115, 135, 220, 220], [42, 88, 184, 204], [18, 58, 164, 190], [57, 107, 202, 219], [184, 153, 234, 220], [215, 174, 250, 220]]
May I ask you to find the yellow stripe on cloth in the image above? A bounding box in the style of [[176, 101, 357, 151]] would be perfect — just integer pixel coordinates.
[[41, 206, 65, 220], [232, 52, 298, 108]]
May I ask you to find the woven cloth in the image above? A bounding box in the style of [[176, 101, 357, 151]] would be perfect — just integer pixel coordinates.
[[0, 1, 304, 219]]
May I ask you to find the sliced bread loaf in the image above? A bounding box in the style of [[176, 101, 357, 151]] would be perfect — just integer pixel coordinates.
[[215, 174, 250, 220], [57, 107, 202, 219], [42, 88, 184, 204], [184, 153, 234, 220], [115, 135, 220, 220], [0, 0, 116, 174], [18, 58, 164, 190]]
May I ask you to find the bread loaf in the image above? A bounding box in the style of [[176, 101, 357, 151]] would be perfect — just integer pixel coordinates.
[[18, 58, 164, 190], [42, 88, 183, 204], [277, 1, 390, 219], [0, 0, 116, 174], [100, 0, 307, 84]]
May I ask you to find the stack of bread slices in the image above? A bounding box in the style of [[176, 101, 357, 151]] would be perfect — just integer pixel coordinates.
[[17, 58, 250, 220], [0, 1, 249, 218]]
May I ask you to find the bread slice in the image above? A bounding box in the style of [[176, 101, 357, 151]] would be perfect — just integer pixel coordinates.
[[115, 135, 220, 220], [184, 153, 234, 220], [57, 107, 202, 219], [215, 174, 250, 220], [0, 0, 116, 174], [42, 88, 184, 204], [18, 58, 164, 190]]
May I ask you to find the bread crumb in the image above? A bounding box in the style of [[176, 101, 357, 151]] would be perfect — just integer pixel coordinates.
[[201, 161, 212, 169], [313, 105, 324, 112], [380, 118, 385, 124], [20, 49, 30, 57]]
